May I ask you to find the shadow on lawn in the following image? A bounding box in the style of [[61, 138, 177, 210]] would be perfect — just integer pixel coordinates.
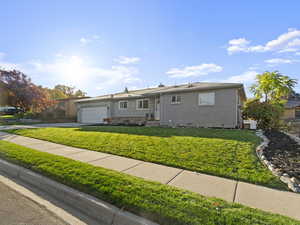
[[76, 125, 258, 143]]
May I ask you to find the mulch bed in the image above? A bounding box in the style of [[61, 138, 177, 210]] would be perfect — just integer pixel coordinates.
[[264, 131, 300, 181]]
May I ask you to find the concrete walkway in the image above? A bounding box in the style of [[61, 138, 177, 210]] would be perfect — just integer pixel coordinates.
[[0, 131, 299, 221], [0, 122, 87, 131]]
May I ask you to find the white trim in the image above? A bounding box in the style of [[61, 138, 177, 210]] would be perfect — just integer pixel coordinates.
[[136, 98, 150, 110], [154, 96, 160, 120], [171, 95, 181, 104], [118, 101, 128, 110], [198, 92, 215, 106]]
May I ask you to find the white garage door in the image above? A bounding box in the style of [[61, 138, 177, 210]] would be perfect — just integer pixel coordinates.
[[81, 107, 108, 124]]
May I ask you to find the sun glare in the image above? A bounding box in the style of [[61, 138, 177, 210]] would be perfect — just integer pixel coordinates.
[[59, 56, 86, 84]]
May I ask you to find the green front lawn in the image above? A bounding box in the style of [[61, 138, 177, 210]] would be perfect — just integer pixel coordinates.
[[0, 140, 297, 225], [8, 126, 286, 190]]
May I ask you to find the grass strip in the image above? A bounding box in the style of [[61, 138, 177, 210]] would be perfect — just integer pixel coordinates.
[[0, 140, 298, 225]]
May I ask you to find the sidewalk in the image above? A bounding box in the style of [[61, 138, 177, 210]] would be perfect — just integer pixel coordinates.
[[0, 131, 299, 220], [0, 122, 86, 131]]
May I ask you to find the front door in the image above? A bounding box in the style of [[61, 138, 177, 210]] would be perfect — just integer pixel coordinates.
[[155, 97, 160, 120]]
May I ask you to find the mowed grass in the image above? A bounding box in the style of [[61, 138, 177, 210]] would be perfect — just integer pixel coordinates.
[[9, 126, 285, 189], [0, 140, 298, 225]]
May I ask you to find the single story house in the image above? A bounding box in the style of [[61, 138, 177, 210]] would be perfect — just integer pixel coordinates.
[[75, 82, 246, 128]]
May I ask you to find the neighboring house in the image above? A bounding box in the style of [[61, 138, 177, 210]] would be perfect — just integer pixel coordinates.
[[76, 82, 246, 128], [282, 100, 300, 120], [42, 97, 90, 120], [56, 97, 90, 119], [282, 95, 300, 137]]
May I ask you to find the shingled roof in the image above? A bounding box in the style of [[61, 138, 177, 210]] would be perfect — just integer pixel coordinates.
[[285, 100, 300, 109], [76, 82, 245, 103]]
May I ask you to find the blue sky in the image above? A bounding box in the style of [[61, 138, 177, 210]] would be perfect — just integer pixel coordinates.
[[1, 0, 300, 96]]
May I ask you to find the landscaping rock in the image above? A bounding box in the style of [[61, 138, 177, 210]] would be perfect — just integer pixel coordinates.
[[291, 177, 300, 185], [256, 130, 300, 193]]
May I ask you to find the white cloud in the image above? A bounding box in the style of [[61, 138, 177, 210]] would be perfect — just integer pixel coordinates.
[[80, 38, 89, 45], [227, 28, 300, 54], [223, 70, 258, 83], [287, 38, 300, 47], [228, 38, 250, 46], [80, 35, 100, 45], [265, 58, 300, 67], [114, 56, 141, 64], [166, 63, 223, 78], [278, 48, 298, 53], [265, 58, 298, 65], [223, 70, 260, 97], [296, 52, 300, 55]]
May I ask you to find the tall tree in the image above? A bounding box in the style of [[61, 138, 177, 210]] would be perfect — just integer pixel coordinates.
[[0, 69, 54, 112], [244, 71, 297, 130], [53, 85, 86, 98], [45, 87, 67, 100], [74, 89, 87, 97], [250, 71, 297, 102]]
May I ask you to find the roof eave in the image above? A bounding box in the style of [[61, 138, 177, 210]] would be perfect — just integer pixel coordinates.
[[75, 95, 143, 103], [147, 84, 244, 95]]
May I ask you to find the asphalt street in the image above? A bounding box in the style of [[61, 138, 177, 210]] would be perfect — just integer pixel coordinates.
[[0, 180, 67, 225]]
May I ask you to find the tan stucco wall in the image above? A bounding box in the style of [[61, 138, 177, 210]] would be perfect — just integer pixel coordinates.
[[282, 108, 295, 120]]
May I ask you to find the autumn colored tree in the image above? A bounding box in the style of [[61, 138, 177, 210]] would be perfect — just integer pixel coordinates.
[[0, 69, 54, 112]]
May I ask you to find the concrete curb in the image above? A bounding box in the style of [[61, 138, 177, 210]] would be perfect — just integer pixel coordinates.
[[255, 130, 300, 193], [0, 158, 158, 225]]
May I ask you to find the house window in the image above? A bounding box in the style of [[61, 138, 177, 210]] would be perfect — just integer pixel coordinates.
[[198, 92, 215, 105], [136, 99, 149, 109], [119, 101, 128, 109], [171, 95, 181, 104]]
